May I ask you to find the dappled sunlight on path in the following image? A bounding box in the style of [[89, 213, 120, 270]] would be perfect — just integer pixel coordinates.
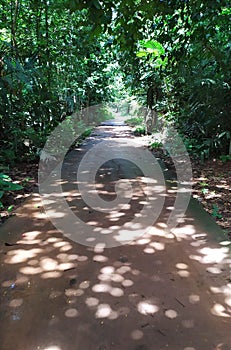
[[0, 119, 230, 350]]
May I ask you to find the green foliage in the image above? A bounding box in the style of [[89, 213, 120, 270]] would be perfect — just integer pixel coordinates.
[[0, 0, 230, 166], [0, 173, 23, 208], [125, 117, 144, 126], [201, 188, 209, 195], [219, 155, 231, 163], [211, 204, 223, 220], [133, 125, 146, 136], [149, 141, 163, 150], [0, 1, 117, 166]]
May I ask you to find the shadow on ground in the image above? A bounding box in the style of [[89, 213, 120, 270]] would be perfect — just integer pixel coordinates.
[[0, 122, 230, 350]]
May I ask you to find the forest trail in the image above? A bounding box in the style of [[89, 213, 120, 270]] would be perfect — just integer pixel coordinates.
[[0, 115, 231, 350]]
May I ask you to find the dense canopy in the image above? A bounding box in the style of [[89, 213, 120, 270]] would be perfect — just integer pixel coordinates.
[[0, 0, 230, 165]]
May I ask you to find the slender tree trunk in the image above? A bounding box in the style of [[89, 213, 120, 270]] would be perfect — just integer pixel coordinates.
[[44, 0, 51, 88], [10, 0, 20, 59], [36, 1, 42, 65]]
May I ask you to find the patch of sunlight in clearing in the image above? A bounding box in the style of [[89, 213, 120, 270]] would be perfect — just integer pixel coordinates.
[[122, 203, 131, 210], [110, 273, 124, 283], [206, 267, 222, 274], [77, 255, 88, 262], [65, 289, 83, 297], [5, 248, 42, 264], [149, 242, 165, 250], [44, 210, 65, 218], [176, 263, 188, 270], [211, 303, 231, 317], [144, 247, 155, 254], [95, 304, 113, 318], [9, 299, 23, 307], [177, 270, 190, 277], [40, 258, 58, 271], [101, 229, 113, 234], [166, 206, 175, 210], [98, 274, 111, 282], [210, 285, 231, 296], [93, 227, 102, 232], [56, 253, 69, 260], [122, 279, 134, 287], [43, 346, 62, 350], [20, 266, 43, 275], [131, 330, 143, 340], [59, 244, 72, 252], [101, 266, 115, 274], [92, 284, 111, 293], [136, 238, 151, 245], [139, 201, 149, 205], [220, 241, 231, 246], [165, 309, 178, 319], [87, 221, 98, 226], [189, 254, 202, 262], [171, 225, 195, 238], [199, 247, 229, 263], [167, 189, 177, 193], [79, 281, 90, 289], [107, 212, 125, 218], [18, 239, 41, 244], [148, 226, 173, 238], [190, 241, 206, 247], [94, 243, 106, 253], [134, 213, 142, 218], [157, 222, 167, 228], [65, 308, 78, 318], [110, 287, 124, 297], [67, 254, 78, 261], [22, 231, 41, 239], [58, 263, 76, 271], [47, 237, 62, 243], [116, 266, 131, 274], [109, 225, 120, 230], [85, 297, 99, 307], [53, 241, 68, 248], [86, 237, 96, 242], [189, 294, 200, 304], [41, 271, 62, 279], [182, 319, 194, 328], [137, 301, 159, 315], [111, 274, 124, 283]]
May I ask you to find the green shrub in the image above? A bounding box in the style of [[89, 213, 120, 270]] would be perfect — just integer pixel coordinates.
[[0, 173, 23, 209]]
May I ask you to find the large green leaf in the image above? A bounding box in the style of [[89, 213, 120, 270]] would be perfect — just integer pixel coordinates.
[[142, 40, 165, 55]]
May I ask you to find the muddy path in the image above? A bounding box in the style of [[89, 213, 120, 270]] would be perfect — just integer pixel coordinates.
[[0, 119, 230, 350]]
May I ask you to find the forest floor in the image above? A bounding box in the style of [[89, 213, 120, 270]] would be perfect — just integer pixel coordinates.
[[162, 155, 231, 237], [1, 139, 230, 241]]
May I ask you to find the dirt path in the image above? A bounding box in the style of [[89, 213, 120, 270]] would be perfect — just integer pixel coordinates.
[[0, 118, 230, 350]]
